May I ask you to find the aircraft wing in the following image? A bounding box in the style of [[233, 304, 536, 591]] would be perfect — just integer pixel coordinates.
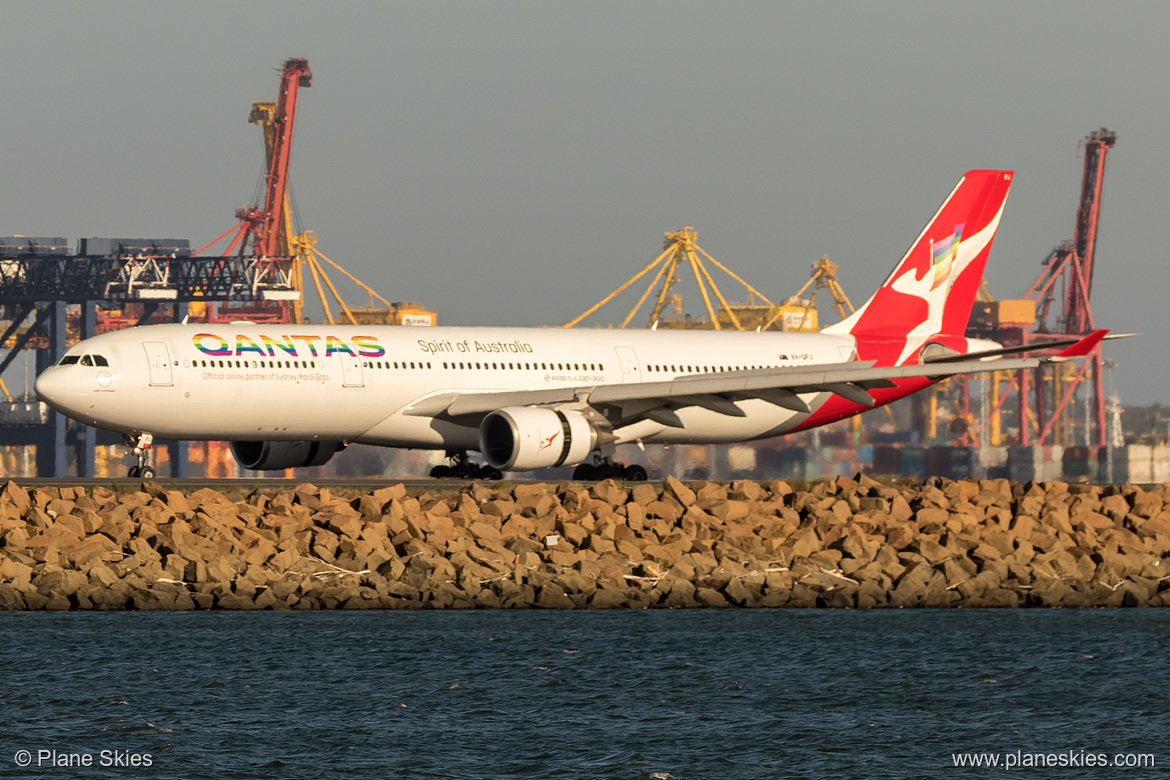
[[402, 354, 1053, 425]]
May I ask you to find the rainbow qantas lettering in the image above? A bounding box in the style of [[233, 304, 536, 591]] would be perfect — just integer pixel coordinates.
[[192, 333, 386, 358]]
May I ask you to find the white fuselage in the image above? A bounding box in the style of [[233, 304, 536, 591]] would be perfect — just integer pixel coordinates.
[[35, 323, 857, 449]]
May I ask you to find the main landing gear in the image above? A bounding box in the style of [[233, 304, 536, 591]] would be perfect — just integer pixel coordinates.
[[430, 451, 504, 480], [572, 457, 648, 482], [124, 433, 157, 479]]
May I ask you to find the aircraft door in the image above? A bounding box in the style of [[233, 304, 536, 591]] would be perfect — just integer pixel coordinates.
[[143, 342, 173, 387], [341, 355, 364, 388], [614, 346, 642, 383]]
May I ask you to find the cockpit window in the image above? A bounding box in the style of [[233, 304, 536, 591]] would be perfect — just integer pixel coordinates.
[[80, 355, 94, 366], [92, 355, 109, 367], [59, 355, 80, 366]]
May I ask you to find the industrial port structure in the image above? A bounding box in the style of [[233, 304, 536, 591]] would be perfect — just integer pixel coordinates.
[[0, 51, 1138, 481]]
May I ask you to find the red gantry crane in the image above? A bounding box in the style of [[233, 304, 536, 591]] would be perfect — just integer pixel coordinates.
[[965, 128, 1117, 450], [230, 57, 313, 258], [1022, 128, 1115, 446]]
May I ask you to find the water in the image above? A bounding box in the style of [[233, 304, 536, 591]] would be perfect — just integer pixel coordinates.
[[1, 610, 1167, 779]]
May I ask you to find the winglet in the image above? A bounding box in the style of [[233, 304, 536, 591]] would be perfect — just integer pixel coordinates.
[[1052, 329, 1108, 360]]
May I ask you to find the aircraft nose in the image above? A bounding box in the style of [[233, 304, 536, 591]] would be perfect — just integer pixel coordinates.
[[34, 367, 72, 412]]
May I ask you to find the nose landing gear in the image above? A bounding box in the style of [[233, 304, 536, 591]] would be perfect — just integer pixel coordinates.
[[124, 433, 156, 479]]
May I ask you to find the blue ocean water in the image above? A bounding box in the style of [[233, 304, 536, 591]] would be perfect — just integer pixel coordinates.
[[1, 610, 1167, 779]]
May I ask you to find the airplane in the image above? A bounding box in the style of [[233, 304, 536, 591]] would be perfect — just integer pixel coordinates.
[[35, 170, 1109, 480]]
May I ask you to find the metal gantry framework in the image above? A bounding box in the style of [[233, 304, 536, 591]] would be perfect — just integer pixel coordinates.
[[0, 252, 297, 305]]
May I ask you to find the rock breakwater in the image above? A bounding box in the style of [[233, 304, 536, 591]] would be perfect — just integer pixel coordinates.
[[1, 476, 1168, 610]]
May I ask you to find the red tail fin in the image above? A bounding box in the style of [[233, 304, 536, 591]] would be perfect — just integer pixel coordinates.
[[823, 170, 1014, 365]]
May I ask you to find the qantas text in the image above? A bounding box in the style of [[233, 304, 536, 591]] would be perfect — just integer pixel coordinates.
[[193, 333, 385, 359]]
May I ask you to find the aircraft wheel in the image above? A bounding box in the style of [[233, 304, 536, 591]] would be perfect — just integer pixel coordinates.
[[623, 464, 648, 482], [138, 466, 156, 479], [572, 463, 596, 481], [127, 466, 141, 478], [430, 464, 451, 478], [593, 463, 619, 480], [477, 466, 503, 481]]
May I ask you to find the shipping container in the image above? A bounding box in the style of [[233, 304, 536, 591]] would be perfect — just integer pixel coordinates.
[[871, 445, 900, 476], [900, 446, 927, 478]]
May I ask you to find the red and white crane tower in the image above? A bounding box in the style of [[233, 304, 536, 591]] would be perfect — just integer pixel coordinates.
[[1019, 128, 1116, 447], [230, 57, 313, 258], [965, 129, 1117, 449]]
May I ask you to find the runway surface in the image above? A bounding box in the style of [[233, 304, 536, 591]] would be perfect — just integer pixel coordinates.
[[4, 476, 550, 491]]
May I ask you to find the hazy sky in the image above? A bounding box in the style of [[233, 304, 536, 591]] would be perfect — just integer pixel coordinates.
[[1, 1, 1166, 403]]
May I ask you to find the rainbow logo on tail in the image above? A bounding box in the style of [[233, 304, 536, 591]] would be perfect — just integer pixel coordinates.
[[930, 223, 965, 291]]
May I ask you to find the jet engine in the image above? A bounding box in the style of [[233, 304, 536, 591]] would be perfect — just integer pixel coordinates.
[[229, 440, 343, 471], [479, 407, 597, 471]]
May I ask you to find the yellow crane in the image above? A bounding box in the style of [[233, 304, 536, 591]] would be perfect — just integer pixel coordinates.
[[564, 227, 831, 331], [759, 255, 854, 332]]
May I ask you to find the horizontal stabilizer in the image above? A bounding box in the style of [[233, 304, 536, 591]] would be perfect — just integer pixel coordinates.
[[1052, 329, 1108, 359], [923, 329, 1117, 365]]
